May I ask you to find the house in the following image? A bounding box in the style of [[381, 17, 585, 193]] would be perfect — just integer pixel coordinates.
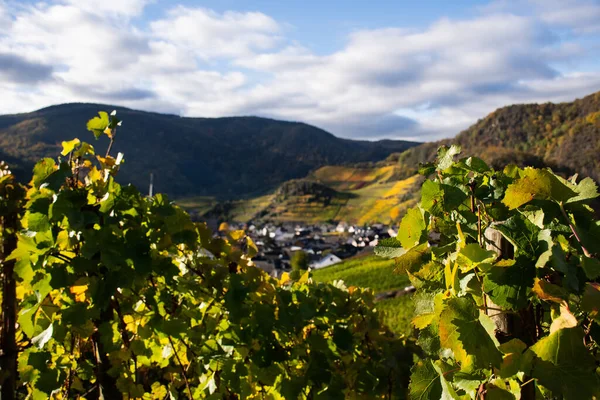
[[311, 254, 342, 269]]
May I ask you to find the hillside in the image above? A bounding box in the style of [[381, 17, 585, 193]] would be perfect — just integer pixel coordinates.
[[195, 90, 600, 224], [198, 166, 423, 224], [0, 104, 418, 198], [392, 90, 600, 181]]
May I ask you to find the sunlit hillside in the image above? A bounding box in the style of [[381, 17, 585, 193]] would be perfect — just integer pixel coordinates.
[[189, 162, 423, 224]]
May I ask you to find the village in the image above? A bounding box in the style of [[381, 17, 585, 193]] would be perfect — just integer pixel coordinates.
[[217, 221, 399, 278]]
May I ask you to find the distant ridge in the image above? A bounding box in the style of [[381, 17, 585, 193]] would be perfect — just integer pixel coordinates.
[[0, 104, 419, 197]]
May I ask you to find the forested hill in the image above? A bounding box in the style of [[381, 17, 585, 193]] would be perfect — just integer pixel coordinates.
[[0, 103, 418, 197], [392, 90, 600, 181]]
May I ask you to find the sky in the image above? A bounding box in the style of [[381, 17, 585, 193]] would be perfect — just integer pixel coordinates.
[[0, 0, 599, 141]]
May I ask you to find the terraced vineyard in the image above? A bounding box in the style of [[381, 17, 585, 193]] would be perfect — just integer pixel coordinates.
[[186, 163, 423, 224], [312, 254, 414, 336]]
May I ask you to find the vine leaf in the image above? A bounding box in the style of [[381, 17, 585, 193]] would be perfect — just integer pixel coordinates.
[[456, 244, 496, 273], [497, 339, 533, 379], [421, 180, 467, 215], [31, 323, 53, 349], [398, 207, 427, 249], [564, 177, 599, 204], [408, 360, 442, 400], [60, 138, 81, 156], [438, 297, 502, 371], [549, 304, 577, 333], [86, 111, 110, 139], [483, 259, 534, 310], [395, 243, 431, 274], [436, 145, 461, 171], [532, 278, 568, 305], [431, 360, 462, 399], [530, 327, 600, 399], [503, 168, 576, 209], [581, 283, 600, 322], [374, 237, 406, 259], [582, 256, 600, 280]]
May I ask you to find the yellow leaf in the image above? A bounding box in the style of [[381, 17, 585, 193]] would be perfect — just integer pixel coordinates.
[[123, 315, 138, 333], [61, 138, 81, 156], [229, 230, 245, 241], [70, 278, 89, 302], [96, 155, 116, 167], [279, 272, 291, 286], [532, 278, 568, 306], [298, 270, 310, 284]]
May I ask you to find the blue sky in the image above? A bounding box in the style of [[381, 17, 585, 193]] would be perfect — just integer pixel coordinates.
[[1, 0, 599, 140]]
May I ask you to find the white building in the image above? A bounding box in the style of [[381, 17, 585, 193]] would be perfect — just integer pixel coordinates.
[[311, 254, 342, 269]]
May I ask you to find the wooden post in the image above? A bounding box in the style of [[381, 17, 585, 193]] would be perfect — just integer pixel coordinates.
[[484, 226, 536, 399], [1, 211, 18, 400], [484, 227, 514, 338]]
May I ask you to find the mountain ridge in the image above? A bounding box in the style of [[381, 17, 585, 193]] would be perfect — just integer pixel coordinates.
[[0, 103, 419, 198]]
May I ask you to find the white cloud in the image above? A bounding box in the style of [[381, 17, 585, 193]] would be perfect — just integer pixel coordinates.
[[150, 7, 282, 59], [0, 0, 599, 141], [531, 0, 600, 33], [59, 0, 150, 17]]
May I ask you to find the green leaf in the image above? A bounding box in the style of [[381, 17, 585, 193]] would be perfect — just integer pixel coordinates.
[[418, 162, 436, 176], [86, 111, 109, 139], [438, 297, 502, 371], [436, 145, 462, 171], [395, 242, 431, 273], [412, 291, 444, 330], [60, 138, 80, 156], [374, 237, 406, 259], [485, 384, 515, 400], [457, 156, 489, 173], [493, 216, 540, 258], [582, 256, 600, 280], [581, 283, 600, 322], [421, 180, 444, 215], [398, 207, 427, 249], [25, 212, 50, 232], [32, 158, 56, 188], [535, 229, 553, 268], [483, 258, 535, 310], [421, 180, 467, 215], [432, 360, 462, 400], [530, 327, 600, 399], [456, 244, 497, 273], [503, 168, 576, 209], [564, 177, 599, 204], [408, 360, 442, 400], [497, 339, 533, 379]]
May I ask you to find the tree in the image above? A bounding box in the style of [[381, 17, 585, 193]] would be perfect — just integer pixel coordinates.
[[290, 250, 309, 280]]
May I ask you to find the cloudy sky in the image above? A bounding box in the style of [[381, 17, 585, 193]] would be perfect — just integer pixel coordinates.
[[1, 0, 599, 141]]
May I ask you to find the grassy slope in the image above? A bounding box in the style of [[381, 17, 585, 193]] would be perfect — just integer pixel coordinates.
[[312, 254, 414, 336]]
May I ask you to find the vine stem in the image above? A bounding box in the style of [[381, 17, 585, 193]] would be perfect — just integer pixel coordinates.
[[105, 126, 116, 158], [558, 201, 593, 258], [168, 336, 193, 399]]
